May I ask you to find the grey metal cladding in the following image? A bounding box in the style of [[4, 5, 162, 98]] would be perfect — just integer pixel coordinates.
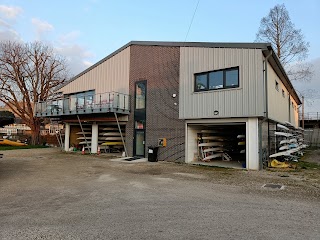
[[179, 47, 264, 119], [57, 41, 271, 91]]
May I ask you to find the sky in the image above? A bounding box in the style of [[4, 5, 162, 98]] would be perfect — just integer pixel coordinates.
[[0, 0, 319, 111]]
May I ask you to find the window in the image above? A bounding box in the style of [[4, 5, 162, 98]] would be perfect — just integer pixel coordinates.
[[275, 80, 279, 91], [135, 82, 146, 109], [195, 67, 239, 92], [282, 89, 285, 98]]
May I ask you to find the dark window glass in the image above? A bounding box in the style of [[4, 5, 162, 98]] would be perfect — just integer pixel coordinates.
[[194, 67, 239, 92], [275, 80, 279, 91], [225, 69, 239, 88], [209, 71, 223, 89], [195, 74, 207, 90], [135, 82, 146, 109]]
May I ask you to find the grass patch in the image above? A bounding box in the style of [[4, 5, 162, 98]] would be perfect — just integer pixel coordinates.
[[296, 161, 320, 170], [0, 145, 49, 151]]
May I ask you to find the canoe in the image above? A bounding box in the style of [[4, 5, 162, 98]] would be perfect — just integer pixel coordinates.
[[240, 149, 245, 154], [198, 142, 223, 147], [277, 124, 289, 131], [238, 141, 245, 146], [269, 151, 291, 158], [77, 137, 92, 140], [76, 132, 91, 135], [284, 121, 295, 127], [0, 139, 27, 146], [102, 127, 119, 131], [280, 139, 290, 145], [101, 142, 124, 146], [279, 145, 289, 151], [201, 136, 224, 141], [103, 132, 125, 136], [237, 135, 246, 139], [203, 147, 224, 153], [202, 153, 223, 161], [79, 141, 91, 145], [201, 130, 219, 133], [274, 132, 293, 137], [289, 138, 297, 143], [105, 137, 123, 141]]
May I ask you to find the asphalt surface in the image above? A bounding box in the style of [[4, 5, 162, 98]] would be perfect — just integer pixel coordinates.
[[0, 148, 319, 240]]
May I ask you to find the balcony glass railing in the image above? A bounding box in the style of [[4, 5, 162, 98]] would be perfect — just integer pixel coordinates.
[[35, 91, 130, 116]]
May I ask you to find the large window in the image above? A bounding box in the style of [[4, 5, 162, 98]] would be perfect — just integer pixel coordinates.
[[195, 67, 239, 92], [135, 82, 146, 109]]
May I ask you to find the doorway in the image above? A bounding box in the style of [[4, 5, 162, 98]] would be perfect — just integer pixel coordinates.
[[134, 129, 145, 156], [133, 80, 147, 157]]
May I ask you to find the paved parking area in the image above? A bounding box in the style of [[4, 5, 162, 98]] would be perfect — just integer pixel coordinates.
[[0, 148, 319, 239]]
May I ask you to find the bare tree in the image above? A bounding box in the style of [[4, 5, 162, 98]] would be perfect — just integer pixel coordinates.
[[256, 4, 312, 81], [0, 41, 69, 144]]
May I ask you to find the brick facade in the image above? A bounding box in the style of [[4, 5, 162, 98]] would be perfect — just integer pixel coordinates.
[[126, 45, 185, 162]]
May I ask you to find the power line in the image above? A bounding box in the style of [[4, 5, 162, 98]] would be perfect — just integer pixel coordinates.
[[184, 0, 200, 43]]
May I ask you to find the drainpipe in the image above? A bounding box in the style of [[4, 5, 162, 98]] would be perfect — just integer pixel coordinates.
[[259, 50, 273, 169]]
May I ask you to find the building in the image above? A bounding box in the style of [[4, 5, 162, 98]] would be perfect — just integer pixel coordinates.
[[35, 41, 301, 170]]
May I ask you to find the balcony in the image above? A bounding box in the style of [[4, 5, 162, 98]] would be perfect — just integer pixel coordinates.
[[35, 92, 130, 117]]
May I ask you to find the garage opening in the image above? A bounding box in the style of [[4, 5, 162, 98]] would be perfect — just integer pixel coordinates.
[[187, 123, 246, 169], [68, 122, 126, 154]]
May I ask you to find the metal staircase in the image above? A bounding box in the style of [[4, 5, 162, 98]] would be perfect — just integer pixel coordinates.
[[49, 118, 64, 149]]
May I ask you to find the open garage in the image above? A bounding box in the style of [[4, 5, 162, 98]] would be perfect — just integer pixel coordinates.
[[185, 118, 260, 170]]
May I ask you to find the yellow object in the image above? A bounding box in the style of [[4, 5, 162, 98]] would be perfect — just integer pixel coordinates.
[[158, 138, 167, 147], [101, 142, 124, 146], [270, 159, 290, 168], [0, 139, 27, 146]]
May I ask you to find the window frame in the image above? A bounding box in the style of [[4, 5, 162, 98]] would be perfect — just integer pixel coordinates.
[[194, 66, 239, 92], [275, 80, 279, 91]]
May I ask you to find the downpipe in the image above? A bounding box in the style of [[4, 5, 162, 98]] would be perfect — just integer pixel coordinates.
[[259, 50, 273, 169]]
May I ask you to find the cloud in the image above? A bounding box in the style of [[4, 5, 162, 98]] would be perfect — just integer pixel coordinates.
[[58, 30, 81, 44], [293, 58, 320, 112], [0, 19, 10, 28], [31, 18, 54, 40], [55, 42, 94, 75], [0, 5, 22, 19], [0, 6, 22, 42], [0, 29, 20, 42]]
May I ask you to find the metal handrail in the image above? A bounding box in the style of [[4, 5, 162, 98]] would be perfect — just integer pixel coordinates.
[[299, 112, 320, 121], [35, 91, 130, 116]]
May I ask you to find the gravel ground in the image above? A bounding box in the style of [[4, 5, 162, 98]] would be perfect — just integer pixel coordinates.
[[0, 148, 319, 239]]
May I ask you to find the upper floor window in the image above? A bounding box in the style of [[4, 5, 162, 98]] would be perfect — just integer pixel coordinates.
[[282, 89, 285, 98], [195, 67, 239, 92], [135, 82, 146, 110], [275, 80, 279, 91]]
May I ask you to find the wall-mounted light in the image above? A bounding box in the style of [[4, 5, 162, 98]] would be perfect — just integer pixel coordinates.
[[214, 110, 219, 115], [172, 93, 177, 98]]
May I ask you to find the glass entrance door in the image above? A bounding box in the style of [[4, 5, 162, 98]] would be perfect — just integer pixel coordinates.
[[134, 130, 145, 156]]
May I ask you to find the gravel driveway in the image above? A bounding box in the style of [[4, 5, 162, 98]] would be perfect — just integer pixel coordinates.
[[0, 148, 319, 239]]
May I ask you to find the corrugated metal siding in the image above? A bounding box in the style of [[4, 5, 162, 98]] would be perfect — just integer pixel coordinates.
[[290, 95, 299, 127], [267, 61, 290, 123], [267, 62, 299, 127], [59, 47, 130, 95], [179, 47, 264, 119]]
